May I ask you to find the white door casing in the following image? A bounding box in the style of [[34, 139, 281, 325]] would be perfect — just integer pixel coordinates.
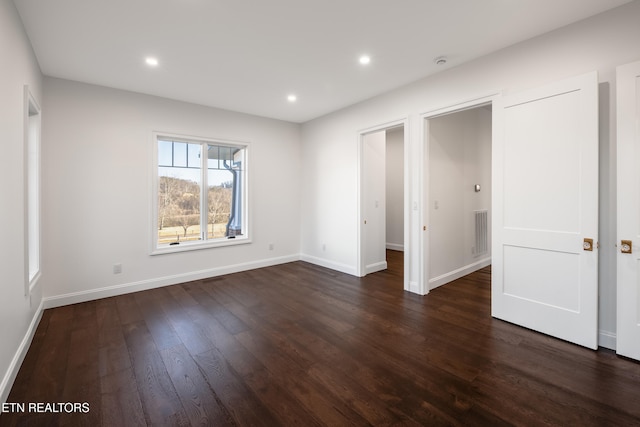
[[616, 60, 640, 361], [492, 72, 599, 349]]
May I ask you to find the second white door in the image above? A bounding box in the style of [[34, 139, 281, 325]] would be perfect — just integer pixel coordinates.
[[616, 60, 640, 361]]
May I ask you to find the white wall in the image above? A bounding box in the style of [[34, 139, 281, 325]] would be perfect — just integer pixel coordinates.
[[385, 127, 404, 251], [0, 0, 43, 402], [300, 1, 640, 342], [40, 78, 302, 306], [428, 107, 491, 287]]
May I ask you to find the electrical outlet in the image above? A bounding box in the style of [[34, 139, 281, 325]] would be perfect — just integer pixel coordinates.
[[322, 243, 326, 251], [113, 263, 122, 274], [269, 243, 274, 250]]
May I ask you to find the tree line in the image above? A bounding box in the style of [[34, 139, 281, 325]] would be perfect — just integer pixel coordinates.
[[158, 176, 232, 237]]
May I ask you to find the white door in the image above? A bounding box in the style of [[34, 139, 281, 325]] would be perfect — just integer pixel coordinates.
[[362, 130, 387, 275], [492, 72, 599, 349], [616, 60, 640, 361]]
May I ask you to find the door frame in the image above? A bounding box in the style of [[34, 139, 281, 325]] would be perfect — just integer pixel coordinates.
[[420, 93, 498, 295], [357, 117, 409, 290]]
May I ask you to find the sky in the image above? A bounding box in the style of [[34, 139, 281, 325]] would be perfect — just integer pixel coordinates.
[[158, 139, 240, 186]]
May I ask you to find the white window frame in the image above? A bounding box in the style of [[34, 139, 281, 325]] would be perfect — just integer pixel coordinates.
[[151, 131, 250, 255], [24, 86, 41, 296]]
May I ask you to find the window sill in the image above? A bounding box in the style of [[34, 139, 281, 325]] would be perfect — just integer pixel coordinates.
[[151, 236, 251, 255]]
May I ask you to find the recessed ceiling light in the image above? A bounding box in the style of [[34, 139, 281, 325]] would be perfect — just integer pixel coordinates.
[[287, 94, 297, 102], [145, 57, 159, 67], [359, 55, 371, 65]]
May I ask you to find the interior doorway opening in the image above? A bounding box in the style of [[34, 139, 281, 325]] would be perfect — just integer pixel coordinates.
[[359, 121, 408, 290], [425, 104, 492, 290]]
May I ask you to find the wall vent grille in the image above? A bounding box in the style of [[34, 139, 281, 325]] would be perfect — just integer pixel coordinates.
[[474, 210, 488, 256]]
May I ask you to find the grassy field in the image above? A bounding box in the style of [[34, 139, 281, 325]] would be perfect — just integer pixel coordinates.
[[158, 222, 228, 244]]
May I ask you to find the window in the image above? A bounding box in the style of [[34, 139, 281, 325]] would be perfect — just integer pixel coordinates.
[[25, 87, 41, 295], [152, 133, 249, 253]]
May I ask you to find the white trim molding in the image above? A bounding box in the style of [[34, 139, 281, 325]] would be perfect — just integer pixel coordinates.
[[43, 255, 299, 309], [0, 300, 44, 404], [365, 261, 388, 275], [299, 254, 358, 276], [386, 243, 404, 251], [598, 330, 616, 351], [429, 258, 491, 290]]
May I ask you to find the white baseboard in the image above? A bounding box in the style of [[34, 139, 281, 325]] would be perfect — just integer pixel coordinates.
[[299, 254, 358, 276], [429, 257, 491, 290], [1, 299, 44, 404], [365, 261, 387, 275], [598, 330, 616, 350], [386, 243, 404, 251], [43, 254, 300, 309]]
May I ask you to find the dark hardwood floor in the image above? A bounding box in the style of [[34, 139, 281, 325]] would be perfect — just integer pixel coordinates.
[[2, 250, 640, 426]]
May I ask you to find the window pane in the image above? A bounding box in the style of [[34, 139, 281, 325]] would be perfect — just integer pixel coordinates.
[[28, 110, 40, 282], [188, 143, 201, 168], [207, 169, 233, 239], [158, 140, 173, 166], [218, 146, 233, 169], [206, 145, 244, 238], [207, 145, 219, 169], [173, 142, 188, 167], [232, 147, 244, 170], [158, 143, 202, 245]]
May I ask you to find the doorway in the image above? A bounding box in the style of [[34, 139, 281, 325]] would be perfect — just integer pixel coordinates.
[[359, 120, 408, 289], [420, 74, 599, 350], [425, 104, 492, 290]]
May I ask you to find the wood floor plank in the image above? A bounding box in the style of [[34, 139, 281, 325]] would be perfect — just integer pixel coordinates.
[[100, 367, 146, 427], [114, 292, 143, 326], [134, 290, 183, 352], [234, 329, 368, 426], [182, 280, 249, 335], [305, 361, 403, 426], [122, 321, 190, 426], [98, 325, 131, 378], [192, 348, 278, 427], [58, 325, 101, 426], [96, 298, 121, 331], [159, 344, 235, 426], [27, 305, 74, 401], [235, 365, 325, 427]]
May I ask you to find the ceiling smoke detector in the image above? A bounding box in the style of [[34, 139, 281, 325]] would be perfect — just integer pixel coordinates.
[[434, 56, 447, 65]]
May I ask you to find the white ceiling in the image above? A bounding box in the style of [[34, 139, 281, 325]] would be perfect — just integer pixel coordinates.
[[14, 0, 633, 123]]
